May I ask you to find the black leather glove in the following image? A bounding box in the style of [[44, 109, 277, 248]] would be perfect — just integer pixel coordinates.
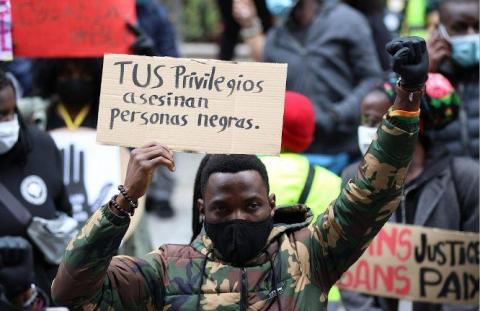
[[386, 36, 429, 89], [127, 22, 157, 56], [0, 237, 34, 300]]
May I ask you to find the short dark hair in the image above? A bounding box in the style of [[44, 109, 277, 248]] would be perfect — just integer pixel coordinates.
[[191, 155, 212, 242], [200, 154, 270, 197], [191, 154, 270, 242]]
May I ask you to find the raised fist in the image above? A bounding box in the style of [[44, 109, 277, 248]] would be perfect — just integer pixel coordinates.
[[386, 36, 429, 89]]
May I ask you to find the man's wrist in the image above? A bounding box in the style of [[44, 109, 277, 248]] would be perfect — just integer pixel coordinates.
[[112, 195, 134, 217], [116, 195, 130, 210], [398, 77, 425, 90], [392, 81, 424, 112]]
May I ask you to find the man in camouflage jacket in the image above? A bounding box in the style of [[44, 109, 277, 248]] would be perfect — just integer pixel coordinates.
[[51, 37, 429, 310]]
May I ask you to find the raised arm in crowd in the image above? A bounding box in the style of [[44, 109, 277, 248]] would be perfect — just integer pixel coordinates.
[[51, 37, 428, 310]]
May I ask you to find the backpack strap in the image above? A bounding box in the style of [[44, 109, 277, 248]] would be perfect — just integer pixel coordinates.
[[0, 181, 32, 226], [298, 163, 315, 205]]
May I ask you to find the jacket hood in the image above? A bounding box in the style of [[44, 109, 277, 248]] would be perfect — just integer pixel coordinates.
[[191, 204, 313, 266]]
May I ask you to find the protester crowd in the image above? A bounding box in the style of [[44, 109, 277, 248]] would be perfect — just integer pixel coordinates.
[[0, 0, 478, 310]]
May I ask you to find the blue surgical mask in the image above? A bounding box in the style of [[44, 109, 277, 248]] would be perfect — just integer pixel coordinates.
[[439, 24, 480, 68], [266, 0, 298, 17], [450, 34, 480, 68]]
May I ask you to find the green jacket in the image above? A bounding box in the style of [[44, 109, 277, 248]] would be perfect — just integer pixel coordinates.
[[52, 110, 418, 310]]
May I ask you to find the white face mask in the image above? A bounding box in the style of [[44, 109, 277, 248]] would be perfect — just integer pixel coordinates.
[[0, 114, 20, 154], [357, 125, 377, 155]]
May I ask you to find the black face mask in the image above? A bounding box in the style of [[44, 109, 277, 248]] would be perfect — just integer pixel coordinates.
[[204, 217, 273, 265], [55, 79, 96, 107]]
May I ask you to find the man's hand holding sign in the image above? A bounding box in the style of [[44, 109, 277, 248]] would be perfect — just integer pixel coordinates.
[[51, 37, 454, 310], [112, 142, 175, 216]]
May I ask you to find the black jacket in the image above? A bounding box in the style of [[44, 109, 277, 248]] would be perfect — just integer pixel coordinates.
[[340, 144, 479, 311], [433, 65, 479, 159], [0, 126, 71, 297]]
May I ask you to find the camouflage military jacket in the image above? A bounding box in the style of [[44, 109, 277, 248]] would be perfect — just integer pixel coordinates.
[[52, 109, 419, 310]]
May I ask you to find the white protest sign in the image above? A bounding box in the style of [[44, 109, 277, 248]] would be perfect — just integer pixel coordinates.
[[96, 54, 287, 154], [50, 128, 143, 241], [337, 223, 479, 305]]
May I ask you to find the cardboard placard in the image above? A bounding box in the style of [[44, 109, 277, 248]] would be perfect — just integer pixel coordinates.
[[0, 0, 12, 60], [11, 0, 135, 57], [337, 223, 479, 305], [97, 54, 287, 155]]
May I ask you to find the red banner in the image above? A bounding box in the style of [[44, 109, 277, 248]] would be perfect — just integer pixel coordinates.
[[11, 0, 136, 57]]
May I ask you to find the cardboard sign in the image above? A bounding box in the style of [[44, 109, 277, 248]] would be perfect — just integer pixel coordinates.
[[11, 0, 135, 57], [0, 0, 12, 60], [338, 223, 479, 305], [50, 128, 143, 241], [96, 54, 287, 155]]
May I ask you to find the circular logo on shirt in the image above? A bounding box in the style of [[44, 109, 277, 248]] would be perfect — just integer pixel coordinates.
[[20, 175, 47, 206]]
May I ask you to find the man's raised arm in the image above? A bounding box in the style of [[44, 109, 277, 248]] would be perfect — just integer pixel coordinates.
[[307, 37, 429, 292], [51, 143, 175, 310]]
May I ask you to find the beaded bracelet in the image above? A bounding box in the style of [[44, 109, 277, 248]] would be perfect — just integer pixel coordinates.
[[118, 185, 138, 209], [110, 194, 134, 217]]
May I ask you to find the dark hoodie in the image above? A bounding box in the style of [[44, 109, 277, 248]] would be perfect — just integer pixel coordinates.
[[0, 125, 71, 298], [433, 63, 479, 159]]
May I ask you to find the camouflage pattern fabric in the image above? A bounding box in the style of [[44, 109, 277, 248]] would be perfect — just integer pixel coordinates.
[[52, 109, 419, 310]]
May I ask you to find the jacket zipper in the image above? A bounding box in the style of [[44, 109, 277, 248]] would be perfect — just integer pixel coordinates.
[[240, 268, 248, 311], [400, 185, 414, 224], [457, 84, 470, 156], [400, 193, 407, 224]]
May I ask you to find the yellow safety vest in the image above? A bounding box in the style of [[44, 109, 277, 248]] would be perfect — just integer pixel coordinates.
[[402, 0, 428, 38]]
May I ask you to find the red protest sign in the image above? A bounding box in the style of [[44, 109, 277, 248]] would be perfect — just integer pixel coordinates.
[[11, 0, 136, 57]]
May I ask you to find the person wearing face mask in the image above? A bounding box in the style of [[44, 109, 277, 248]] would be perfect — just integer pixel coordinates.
[[0, 70, 72, 301], [341, 76, 479, 311], [190, 91, 343, 310], [233, 0, 382, 174], [30, 59, 102, 131], [426, 0, 479, 159], [52, 37, 428, 310]]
